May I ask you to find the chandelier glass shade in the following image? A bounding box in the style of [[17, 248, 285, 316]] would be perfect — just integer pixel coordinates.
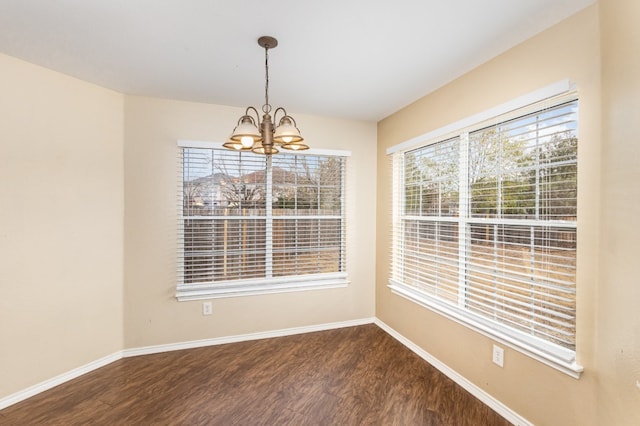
[[224, 36, 308, 155]]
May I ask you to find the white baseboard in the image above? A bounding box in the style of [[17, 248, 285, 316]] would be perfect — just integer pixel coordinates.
[[0, 317, 375, 410], [374, 319, 532, 426], [0, 351, 123, 410], [123, 317, 375, 357]]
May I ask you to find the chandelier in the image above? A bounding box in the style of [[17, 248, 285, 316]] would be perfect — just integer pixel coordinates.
[[223, 36, 308, 155]]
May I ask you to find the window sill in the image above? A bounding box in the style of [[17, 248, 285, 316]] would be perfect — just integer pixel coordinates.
[[177, 273, 349, 301], [388, 280, 583, 379]]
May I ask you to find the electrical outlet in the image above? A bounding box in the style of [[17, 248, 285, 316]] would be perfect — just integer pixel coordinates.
[[492, 344, 504, 367], [202, 301, 212, 316]]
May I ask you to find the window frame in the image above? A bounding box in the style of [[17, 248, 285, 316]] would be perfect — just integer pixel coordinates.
[[387, 81, 583, 378], [177, 140, 350, 301]]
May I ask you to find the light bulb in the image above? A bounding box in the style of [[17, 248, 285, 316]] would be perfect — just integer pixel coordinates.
[[282, 136, 293, 143], [241, 136, 254, 148]]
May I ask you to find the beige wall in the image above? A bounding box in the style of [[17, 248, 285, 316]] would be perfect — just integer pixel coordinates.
[[598, 1, 640, 424], [377, 5, 606, 425], [123, 96, 376, 348], [0, 54, 125, 398]]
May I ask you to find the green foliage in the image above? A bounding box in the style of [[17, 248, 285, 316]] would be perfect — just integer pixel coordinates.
[[404, 139, 459, 216], [405, 129, 577, 220]]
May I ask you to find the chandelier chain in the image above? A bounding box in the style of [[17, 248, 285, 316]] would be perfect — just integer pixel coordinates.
[[263, 45, 271, 114]]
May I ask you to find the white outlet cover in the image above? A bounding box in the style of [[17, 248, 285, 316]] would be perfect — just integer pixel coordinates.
[[202, 302, 212, 316], [492, 344, 504, 367]]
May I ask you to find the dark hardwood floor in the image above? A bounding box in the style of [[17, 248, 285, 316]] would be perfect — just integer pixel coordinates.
[[0, 324, 511, 425]]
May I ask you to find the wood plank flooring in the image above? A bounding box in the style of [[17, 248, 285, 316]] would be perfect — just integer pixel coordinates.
[[0, 324, 511, 425]]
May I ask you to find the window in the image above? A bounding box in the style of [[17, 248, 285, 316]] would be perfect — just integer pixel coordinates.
[[389, 94, 580, 376], [177, 141, 348, 300]]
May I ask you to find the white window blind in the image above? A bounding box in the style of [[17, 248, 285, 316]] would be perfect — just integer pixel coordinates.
[[178, 144, 347, 300], [390, 97, 580, 376]]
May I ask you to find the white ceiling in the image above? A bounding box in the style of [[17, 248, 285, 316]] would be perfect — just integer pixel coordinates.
[[0, 0, 594, 122]]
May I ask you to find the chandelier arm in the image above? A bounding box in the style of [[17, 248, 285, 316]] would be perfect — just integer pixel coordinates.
[[244, 106, 261, 125], [285, 115, 299, 128], [273, 107, 287, 123], [274, 108, 301, 129]]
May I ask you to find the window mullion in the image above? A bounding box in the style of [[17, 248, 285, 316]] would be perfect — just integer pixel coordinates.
[[266, 156, 273, 278], [340, 158, 346, 272], [458, 133, 469, 307], [294, 158, 299, 273], [497, 127, 503, 219], [535, 114, 541, 220]]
